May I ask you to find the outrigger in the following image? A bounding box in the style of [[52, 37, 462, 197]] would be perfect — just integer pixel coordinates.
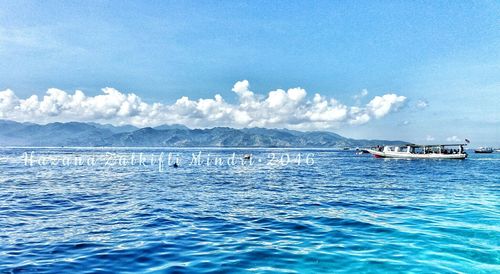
[[367, 143, 467, 159]]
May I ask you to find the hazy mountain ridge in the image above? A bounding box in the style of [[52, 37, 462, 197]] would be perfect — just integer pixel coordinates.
[[0, 120, 405, 147]]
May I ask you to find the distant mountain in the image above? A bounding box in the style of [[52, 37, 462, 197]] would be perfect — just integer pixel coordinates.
[[0, 120, 405, 147], [0, 121, 114, 146], [153, 124, 190, 130], [87, 122, 139, 133]]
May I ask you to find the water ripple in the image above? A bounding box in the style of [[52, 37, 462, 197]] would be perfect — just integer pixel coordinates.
[[0, 148, 498, 273]]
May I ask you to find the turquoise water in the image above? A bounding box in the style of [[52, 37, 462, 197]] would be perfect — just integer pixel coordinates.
[[0, 148, 499, 273]]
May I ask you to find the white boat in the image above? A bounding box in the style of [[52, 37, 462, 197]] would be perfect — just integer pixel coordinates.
[[367, 144, 467, 159], [474, 147, 493, 153]]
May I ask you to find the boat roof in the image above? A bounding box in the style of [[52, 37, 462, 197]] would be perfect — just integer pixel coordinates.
[[402, 143, 468, 147]]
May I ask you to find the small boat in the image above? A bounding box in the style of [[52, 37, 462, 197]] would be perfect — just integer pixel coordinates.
[[474, 147, 493, 153], [367, 144, 467, 159], [342, 147, 350, 151], [243, 154, 252, 160]]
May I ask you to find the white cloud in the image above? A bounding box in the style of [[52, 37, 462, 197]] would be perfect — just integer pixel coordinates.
[[353, 89, 368, 100], [446, 136, 461, 142], [426, 135, 435, 141], [416, 100, 429, 109], [0, 89, 18, 116], [0, 80, 407, 130], [366, 94, 407, 119]]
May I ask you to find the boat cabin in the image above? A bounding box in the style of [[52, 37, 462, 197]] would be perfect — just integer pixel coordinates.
[[381, 144, 466, 155]]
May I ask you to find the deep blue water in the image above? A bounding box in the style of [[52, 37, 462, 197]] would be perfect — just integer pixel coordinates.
[[0, 148, 499, 273]]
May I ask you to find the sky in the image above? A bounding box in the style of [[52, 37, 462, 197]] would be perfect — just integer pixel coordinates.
[[0, 0, 499, 146]]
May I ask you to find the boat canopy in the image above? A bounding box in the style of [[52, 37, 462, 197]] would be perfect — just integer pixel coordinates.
[[399, 143, 467, 148]]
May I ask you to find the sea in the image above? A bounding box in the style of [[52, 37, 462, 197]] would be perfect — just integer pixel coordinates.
[[0, 147, 498, 273]]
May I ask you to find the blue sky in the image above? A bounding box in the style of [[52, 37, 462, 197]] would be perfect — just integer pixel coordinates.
[[0, 0, 499, 145]]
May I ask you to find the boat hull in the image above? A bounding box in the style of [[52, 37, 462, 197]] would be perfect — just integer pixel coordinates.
[[367, 149, 467, 159]]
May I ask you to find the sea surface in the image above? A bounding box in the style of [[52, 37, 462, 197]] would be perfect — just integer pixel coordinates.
[[0, 148, 499, 273]]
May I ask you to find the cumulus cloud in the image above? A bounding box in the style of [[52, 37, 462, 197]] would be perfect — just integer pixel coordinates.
[[366, 94, 407, 119], [0, 80, 407, 130]]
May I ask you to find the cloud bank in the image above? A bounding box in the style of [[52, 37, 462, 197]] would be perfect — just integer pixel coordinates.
[[0, 80, 406, 130]]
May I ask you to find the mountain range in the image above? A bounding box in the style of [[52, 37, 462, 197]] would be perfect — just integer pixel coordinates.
[[0, 120, 405, 147]]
